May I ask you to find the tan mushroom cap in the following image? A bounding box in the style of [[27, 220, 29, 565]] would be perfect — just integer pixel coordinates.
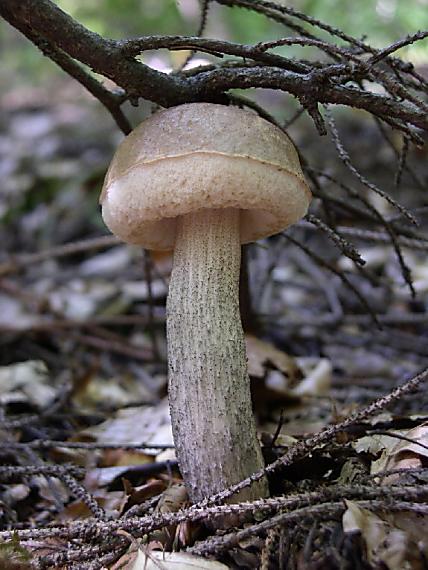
[[101, 103, 311, 250]]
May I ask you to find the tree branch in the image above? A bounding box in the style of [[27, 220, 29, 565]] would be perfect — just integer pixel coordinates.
[[0, 0, 193, 106], [189, 66, 428, 131], [30, 36, 132, 134], [1, 0, 427, 135]]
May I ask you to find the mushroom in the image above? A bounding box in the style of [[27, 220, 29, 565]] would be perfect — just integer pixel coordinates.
[[100, 103, 311, 503]]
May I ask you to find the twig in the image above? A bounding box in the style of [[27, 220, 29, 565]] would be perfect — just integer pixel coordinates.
[[368, 430, 428, 453], [188, 498, 428, 556], [368, 30, 428, 65], [325, 109, 417, 226], [266, 311, 428, 329], [374, 118, 425, 190], [33, 38, 132, 134], [305, 214, 365, 265], [120, 35, 310, 73], [2, 484, 427, 543], [177, 0, 211, 71], [0, 235, 120, 277], [217, 0, 425, 79], [310, 123, 418, 297], [334, 226, 428, 251], [1, 440, 174, 451], [61, 473, 107, 520], [1, 0, 427, 132], [69, 331, 154, 362], [0, 314, 165, 334], [283, 233, 379, 325], [0, 465, 84, 480]]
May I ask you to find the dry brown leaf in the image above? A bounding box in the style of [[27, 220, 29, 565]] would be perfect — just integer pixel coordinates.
[[353, 434, 396, 456], [81, 400, 174, 457], [371, 422, 428, 481], [343, 500, 408, 569], [150, 484, 190, 550], [57, 499, 93, 522], [74, 372, 156, 411], [343, 500, 427, 570], [246, 336, 331, 409], [156, 484, 188, 515], [120, 479, 166, 515], [386, 423, 428, 459], [245, 335, 299, 379], [102, 450, 154, 468]]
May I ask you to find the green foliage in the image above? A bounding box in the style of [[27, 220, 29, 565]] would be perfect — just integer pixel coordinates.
[[297, 0, 428, 53], [0, 533, 32, 568]]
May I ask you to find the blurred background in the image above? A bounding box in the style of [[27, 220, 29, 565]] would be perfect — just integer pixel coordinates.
[[1, 2, 428, 560], [3, 0, 428, 84], [1, 0, 428, 378], [1, 0, 427, 252]]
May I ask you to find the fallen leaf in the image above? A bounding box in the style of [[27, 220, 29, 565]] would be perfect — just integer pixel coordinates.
[[292, 357, 332, 396], [343, 500, 427, 570], [130, 550, 229, 569], [0, 361, 55, 408], [81, 399, 174, 454], [150, 484, 189, 549], [120, 479, 166, 515], [353, 434, 396, 456], [376, 422, 428, 483], [245, 335, 299, 379], [336, 457, 366, 485], [343, 500, 407, 569], [85, 465, 152, 488]]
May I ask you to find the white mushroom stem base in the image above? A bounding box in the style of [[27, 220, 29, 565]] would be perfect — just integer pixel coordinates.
[[167, 208, 269, 503]]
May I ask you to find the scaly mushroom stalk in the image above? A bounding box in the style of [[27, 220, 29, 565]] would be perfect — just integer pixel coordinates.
[[100, 102, 311, 503], [167, 208, 268, 502]]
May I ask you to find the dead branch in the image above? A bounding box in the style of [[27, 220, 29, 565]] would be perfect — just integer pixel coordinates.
[[0, 235, 119, 277], [188, 498, 428, 556], [1, 0, 427, 135], [1, 484, 426, 544]]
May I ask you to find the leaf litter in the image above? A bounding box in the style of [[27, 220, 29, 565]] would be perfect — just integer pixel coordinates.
[[0, 82, 428, 569]]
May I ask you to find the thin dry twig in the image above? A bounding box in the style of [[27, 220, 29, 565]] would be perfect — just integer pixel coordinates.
[[1, 440, 173, 451], [0, 235, 119, 277], [305, 214, 365, 265], [2, 367, 425, 556], [368, 30, 428, 65], [1, 484, 426, 543], [283, 233, 379, 324], [188, 498, 428, 556]]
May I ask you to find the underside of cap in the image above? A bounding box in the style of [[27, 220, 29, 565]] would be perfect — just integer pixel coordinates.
[[101, 103, 311, 250]]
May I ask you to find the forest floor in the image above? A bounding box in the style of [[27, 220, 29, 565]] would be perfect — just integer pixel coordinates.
[[0, 80, 428, 569]]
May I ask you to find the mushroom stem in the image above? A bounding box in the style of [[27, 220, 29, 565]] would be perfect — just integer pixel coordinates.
[[167, 208, 269, 502]]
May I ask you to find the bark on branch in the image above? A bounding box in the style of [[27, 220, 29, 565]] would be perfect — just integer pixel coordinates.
[[0, 0, 427, 135]]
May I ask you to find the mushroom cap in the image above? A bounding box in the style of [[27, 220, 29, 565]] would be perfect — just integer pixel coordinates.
[[101, 103, 311, 250]]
